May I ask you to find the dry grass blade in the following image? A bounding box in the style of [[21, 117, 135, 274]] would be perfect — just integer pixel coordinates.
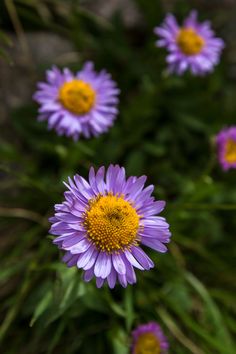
[[4, 0, 32, 63], [157, 307, 205, 354], [0, 207, 48, 228]]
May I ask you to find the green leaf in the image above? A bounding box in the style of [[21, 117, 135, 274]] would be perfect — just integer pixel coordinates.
[[185, 272, 235, 354], [30, 290, 53, 327]]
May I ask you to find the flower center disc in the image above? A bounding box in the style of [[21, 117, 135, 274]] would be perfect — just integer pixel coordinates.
[[177, 28, 205, 55], [59, 79, 96, 114], [83, 194, 140, 253], [225, 139, 236, 164], [134, 332, 161, 354]]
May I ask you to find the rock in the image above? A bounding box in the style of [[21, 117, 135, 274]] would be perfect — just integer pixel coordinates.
[[83, 0, 142, 27], [0, 32, 76, 122]]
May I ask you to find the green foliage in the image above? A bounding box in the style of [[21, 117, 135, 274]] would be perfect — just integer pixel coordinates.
[[0, 1, 236, 353]]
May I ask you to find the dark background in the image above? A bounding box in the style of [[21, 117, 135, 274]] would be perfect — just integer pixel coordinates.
[[0, 1, 236, 353]]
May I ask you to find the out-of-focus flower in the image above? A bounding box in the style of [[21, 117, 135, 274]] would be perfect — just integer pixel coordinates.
[[216, 127, 236, 171], [50, 165, 171, 288], [131, 322, 169, 354], [154, 10, 224, 75], [33, 62, 119, 140]]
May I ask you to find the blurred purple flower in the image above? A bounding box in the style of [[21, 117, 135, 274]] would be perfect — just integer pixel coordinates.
[[216, 126, 236, 171], [131, 321, 169, 354], [50, 165, 171, 288], [154, 10, 224, 75], [33, 62, 119, 140]]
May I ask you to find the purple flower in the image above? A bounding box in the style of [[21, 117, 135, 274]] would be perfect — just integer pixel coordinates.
[[50, 165, 171, 288], [33, 62, 120, 140], [131, 322, 169, 354], [154, 10, 224, 75], [216, 126, 236, 171]]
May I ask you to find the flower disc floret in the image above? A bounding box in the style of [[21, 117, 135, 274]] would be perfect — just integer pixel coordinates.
[[225, 139, 236, 164], [59, 79, 96, 114], [177, 28, 205, 55], [83, 194, 140, 252], [134, 332, 161, 354]]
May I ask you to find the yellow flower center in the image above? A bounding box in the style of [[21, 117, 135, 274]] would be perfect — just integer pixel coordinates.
[[83, 194, 140, 253], [225, 139, 236, 164], [59, 79, 96, 115], [134, 332, 161, 354], [177, 28, 205, 55]]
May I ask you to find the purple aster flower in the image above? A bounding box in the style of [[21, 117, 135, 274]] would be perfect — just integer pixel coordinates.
[[216, 126, 236, 171], [131, 322, 169, 354], [50, 165, 171, 288], [154, 10, 224, 75], [33, 62, 120, 140]]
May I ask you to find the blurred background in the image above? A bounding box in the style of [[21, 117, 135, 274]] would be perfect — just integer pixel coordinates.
[[0, 1, 236, 353]]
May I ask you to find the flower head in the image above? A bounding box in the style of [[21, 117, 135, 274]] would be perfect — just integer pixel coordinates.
[[216, 127, 236, 171], [50, 165, 171, 288], [154, 11, 224, 75], [33, 62, 119, 140], [131, 322, 169, 354]]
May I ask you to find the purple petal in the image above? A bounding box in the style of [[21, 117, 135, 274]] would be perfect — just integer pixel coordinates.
[[124, 250, 144, 270], [62, 234, 84, 248], [124, 260, 136, 284], [76, 245, 96, 268], [107, 268, 117, 288], [95, 166, 106, 194], [127, 176, 147, 201], [83, 268, 94, 282], [67, 255, 79, 267], [112, 253, 126, 275], [138, 201, 166, 216], [143, 217, 169, 229], [94, 252, 112, 278], [83, 249, 99, 270], [96, 277, 105, 288], [131, 247, 154, 270], [118, 274, 128, 288], [62, 251, 73, 263], [142, 238, 168, 253], [67, 238, 91, 254], [89, 167, 99, 194]]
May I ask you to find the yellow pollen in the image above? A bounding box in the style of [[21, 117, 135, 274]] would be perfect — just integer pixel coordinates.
[[225, 139, 236, 164], [134, 333, 161, 354], [177, 27, 205, 55], [59, 79, 96, 115], [83, 194, 140, 253]]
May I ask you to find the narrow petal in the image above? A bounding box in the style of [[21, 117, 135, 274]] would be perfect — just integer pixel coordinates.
[[142, 238, 168, 253], [67, 255, 79, 267], [95, 166, 106, 194], [76, 245, 96, 268], [83, 249, 99, 270], [94, 252, 112, 278], [67, 239, 91, 254], [112, 253, 126, 275], [124, 250, 144, 270], [138, 201, 166, 216], [62, 234, 84, 248], [131, 247, 154, 269], [96, 277, 105, 288], [124, 261, 136, 285], [107, 268, 117, 288], [118, 274, 128, 288], [62, 252, 73, 263], [83, 268, 94, 282]]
